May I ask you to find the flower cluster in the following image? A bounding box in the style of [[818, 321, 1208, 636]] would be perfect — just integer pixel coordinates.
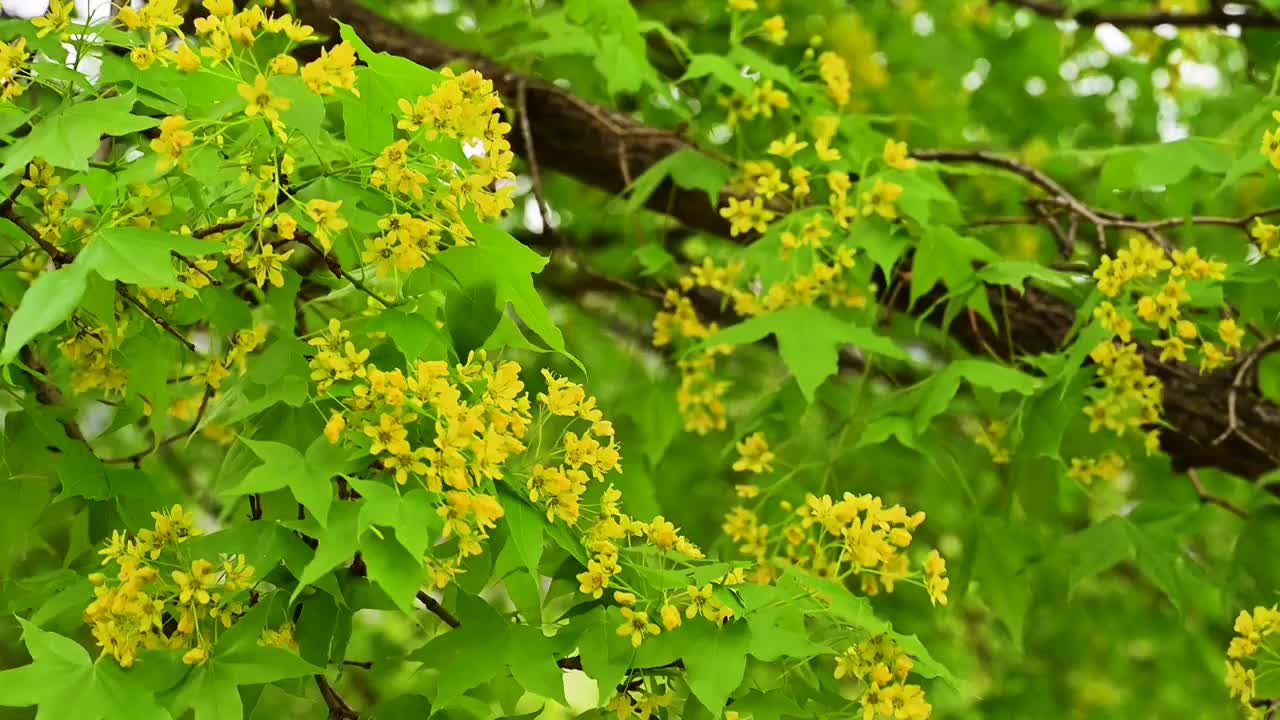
[[974, 419, 1011, 465], [1088, 235, 1231, 454], [0, 37, 30, 101], [1065, 451, 1126, 486], [1225, 605, 1280, 717], [835, 635, 932, 720], [722, 490, 942, 604], [85, 506, 259, 668]]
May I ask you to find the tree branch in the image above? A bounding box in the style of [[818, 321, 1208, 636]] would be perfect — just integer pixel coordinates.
[[997, 0, 1280, 28]]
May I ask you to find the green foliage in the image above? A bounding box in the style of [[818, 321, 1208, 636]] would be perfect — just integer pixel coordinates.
[[3, 0, 1280, 719]]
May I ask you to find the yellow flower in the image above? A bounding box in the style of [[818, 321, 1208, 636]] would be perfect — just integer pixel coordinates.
[[237, 74, 291, 121], [616, 608, 660, 647], [149, 115, 194, 171], [274, 212, 298, 240], [883, 139, 917, 170], [922, 550, 949, 607], [246, 243, 294, 288], [762, 15, 787, 44], [175, 43, 202, 72], [270, 54, 299, 75], [172, 559, 218, 604], [182, 647, 210, 665], [719, 196, 775, 236], [1219, 318, 1244, 350], [204, 0, 235, 16], [32, 0, 74, 38], [818, 51, 852, 106], [728, 0, 757, 9], [301, 42, 359, 96], [305, 199, 348, 251], [324, 411, 345, 444], [660, 604, 682, 630], [732, 432, 774, 473], [861, 179, 903, 220]]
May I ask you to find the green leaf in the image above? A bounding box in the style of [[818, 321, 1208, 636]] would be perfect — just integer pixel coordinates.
[[1, 262, 89, 365], [408, 594, 509, 705], [2, 93, 158, 175], [1055, 516, 1133, 593], [1127, 517, 1211, 613], [294, 499, 367, 597], [498, 491, 545, 578], [977, 260, 1074, 292], [436, 222, 578, 368], [361, 529, 428, 614], [168, 663, 242, 720], [0, 618, 173, 720], [76, 227, 223, 288], [681, 54, 752, 94], [914, 359, 1041, 432], [973, 519, 1036, 649], [1235, 506, 1280, 607], [910, 226, 986, 305], [676, 619, 750, 714], [779, 566, 889, 634], [625, 148, 733, 212], [222, 436, 349, 527], [701, 305, 907, 402]]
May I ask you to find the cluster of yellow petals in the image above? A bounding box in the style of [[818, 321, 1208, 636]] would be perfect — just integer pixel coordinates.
[[835, 635, 932, 720], [1088, 235, 1231, 454], [1226, 605, 1280, 716], [1065, 451, 1126, 486], [0, 37, 30, 101], [974, 420, 1011, 464], [85, 506, 259, 668], [723, 490, 940, 602]]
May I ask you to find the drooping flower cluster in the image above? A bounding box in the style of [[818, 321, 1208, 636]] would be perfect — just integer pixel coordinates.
[[85, 506, 258, 668], [1225, 605, 1280, 717], [1088, 234, 1230, 454]]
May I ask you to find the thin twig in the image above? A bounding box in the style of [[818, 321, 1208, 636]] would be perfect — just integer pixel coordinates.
[[172, 251, 221, 286], [415, 590, 461, 628], [102, 385, 214, 465], [1187, 469, 1248, 519], [516, 77, 555, 237], [293, 230, 400, 308], [115, 282, 196, 352], [1213, 336, 1280, 463]]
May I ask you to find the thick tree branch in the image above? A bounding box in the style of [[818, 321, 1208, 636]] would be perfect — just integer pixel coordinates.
[[997, 0, 1280, 28]]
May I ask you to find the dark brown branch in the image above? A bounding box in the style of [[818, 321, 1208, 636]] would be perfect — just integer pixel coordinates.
[[192, 218, 250, 239], [315, 675, 359, 720], [115, 282, 196, 352], [414, 590, 461, 628], [998, 0, 1280, 28]]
